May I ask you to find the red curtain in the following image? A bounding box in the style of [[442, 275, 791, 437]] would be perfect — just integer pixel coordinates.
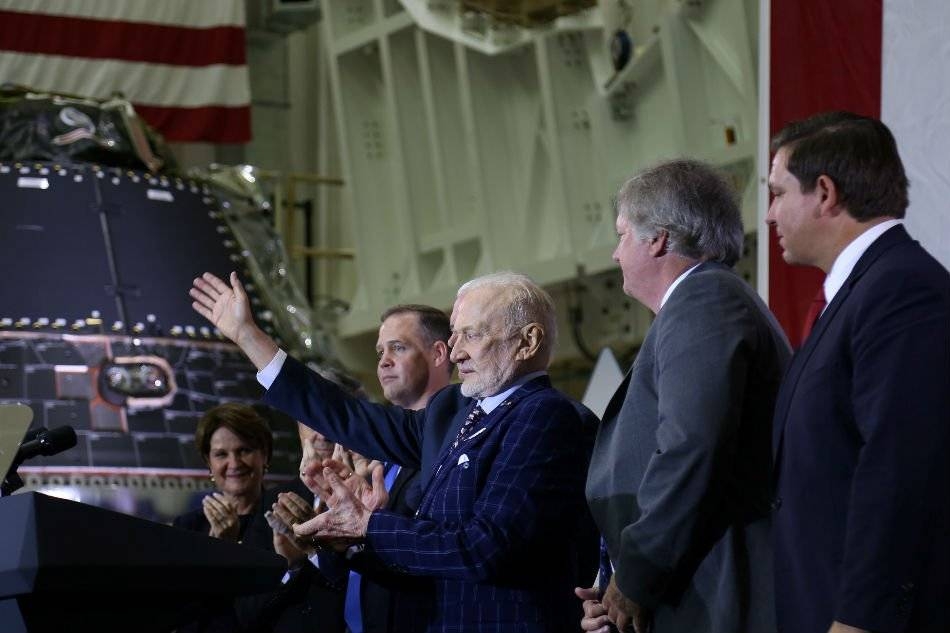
[[768, 0, 882, 347]]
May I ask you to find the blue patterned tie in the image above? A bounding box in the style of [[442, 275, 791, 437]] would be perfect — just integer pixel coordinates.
[[451, 405, 486, 450], [598, 537, 614, 590], [344, 462, 401, 633]]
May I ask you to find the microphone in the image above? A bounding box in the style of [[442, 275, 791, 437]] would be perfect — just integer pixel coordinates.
[[16, 426, 77, 462], [22, 426, 47, 444]]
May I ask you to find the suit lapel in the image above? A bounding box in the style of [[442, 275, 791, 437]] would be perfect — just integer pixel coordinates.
[[601, 371, 632, 423], [771, 225, 911, 464]]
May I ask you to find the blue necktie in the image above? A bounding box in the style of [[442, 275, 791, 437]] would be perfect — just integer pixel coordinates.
[[344, 462, 401, 633], [598, 537, 613, 590]]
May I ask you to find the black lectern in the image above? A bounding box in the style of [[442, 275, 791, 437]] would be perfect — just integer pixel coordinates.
[[0, 492, 286, 632]]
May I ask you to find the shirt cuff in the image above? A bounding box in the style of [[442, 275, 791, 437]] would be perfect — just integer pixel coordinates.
[[256, 348, 287, 389]]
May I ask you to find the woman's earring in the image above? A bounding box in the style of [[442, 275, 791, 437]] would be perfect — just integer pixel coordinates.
[[209, 471, 215, 485]]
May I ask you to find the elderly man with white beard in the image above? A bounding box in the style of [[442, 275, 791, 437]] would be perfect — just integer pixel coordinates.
[[190, 270, 597, 633]]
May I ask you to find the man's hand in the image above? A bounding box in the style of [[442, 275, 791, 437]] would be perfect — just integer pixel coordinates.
[[293, 468, 385, 546], [309, 457, 390, 512], [266, 491, 321, 561], [189, 271, 277, 369], [602, 576, 652, 633], [190, 271, 253, 342], [203, 492, 240, 541], [332, 444, 382, 480], [575, 586, 612, 633], [272, 529, 308, 565]]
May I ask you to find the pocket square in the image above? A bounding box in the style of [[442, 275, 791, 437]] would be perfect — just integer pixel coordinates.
[[457, 453, 470, 468]]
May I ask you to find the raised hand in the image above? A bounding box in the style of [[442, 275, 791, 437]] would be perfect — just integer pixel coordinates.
[[189, 271, 277, 370], [203, 492, 241, 541], [190, 271, 252, 342]]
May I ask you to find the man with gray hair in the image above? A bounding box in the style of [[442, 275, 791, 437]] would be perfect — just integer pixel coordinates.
[[578, 159, 790, 633], [190, 270, 597, 632]]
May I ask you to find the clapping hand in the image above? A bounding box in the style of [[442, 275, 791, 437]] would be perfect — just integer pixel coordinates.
[[310, 457, 389, 512], [332, 444, 382, 481], [203, 492, 241, 541], [293, 466, 388, 547], [266, 491, 320, 562]]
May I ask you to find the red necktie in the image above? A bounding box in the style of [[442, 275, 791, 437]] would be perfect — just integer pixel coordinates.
[[801, 286, 827, 341]]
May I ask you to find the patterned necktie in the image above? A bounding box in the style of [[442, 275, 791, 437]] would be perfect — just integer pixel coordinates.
[[597, 537, 613, 590], [451, 405, 486, 450], [801, 285, 827, 342]]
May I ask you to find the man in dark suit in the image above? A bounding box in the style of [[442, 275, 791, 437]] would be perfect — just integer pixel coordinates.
[[190, 271, 596, 632], [253, 305, 454, 633], [346, 304, 453, 633], [767, 112, 950, 633], [579, 159, 791, 633]]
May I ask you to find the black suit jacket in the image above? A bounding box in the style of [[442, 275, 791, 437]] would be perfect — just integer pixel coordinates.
[[772, 226, 950, 633], [236, 478, 347, 633], [351, 465, 432, 633], [172, 500, 270, 633]]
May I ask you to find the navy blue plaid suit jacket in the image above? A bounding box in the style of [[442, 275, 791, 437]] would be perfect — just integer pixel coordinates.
[[264, 356, 595, 632]]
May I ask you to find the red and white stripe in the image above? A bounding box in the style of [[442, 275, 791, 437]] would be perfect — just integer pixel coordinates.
[[0, 0, 250, 143], [763, 0, 950, 346]]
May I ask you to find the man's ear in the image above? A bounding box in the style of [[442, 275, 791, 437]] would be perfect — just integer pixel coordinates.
[[815, 174, 844, 217], [431, 340, 450, 368], [516, 323, 544, 361], [649, 230, 669, 257]]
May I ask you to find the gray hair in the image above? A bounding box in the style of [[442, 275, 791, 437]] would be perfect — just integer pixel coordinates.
[[615, 159, 744, 266], [457, 271, 558, 354]]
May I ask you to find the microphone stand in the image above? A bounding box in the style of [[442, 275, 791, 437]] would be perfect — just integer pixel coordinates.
[[2, 455, 27, 497]]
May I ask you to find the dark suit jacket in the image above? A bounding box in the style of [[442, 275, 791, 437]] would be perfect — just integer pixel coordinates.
[[264, 356, 596, 632], [173, 484, 346, 633], [351, 464, 432, 633], [172, 501, 270, 633], [586, 263, 791, 632], [236, 478, 347, 633], [772, 226, 950, 633]]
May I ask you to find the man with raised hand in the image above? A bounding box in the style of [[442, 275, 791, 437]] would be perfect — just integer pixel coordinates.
[[191, 271, 595, 633]]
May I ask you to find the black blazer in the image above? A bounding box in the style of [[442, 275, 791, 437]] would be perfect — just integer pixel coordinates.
[[772, 226, 950, 632], [236, 478, 347, 633], [352, 465, 432, 633]]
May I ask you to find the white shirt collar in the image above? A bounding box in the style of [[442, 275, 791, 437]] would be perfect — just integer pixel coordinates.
[[660, 262, 703, 309], [478, 370, 547, 414], [824, 219, 902, 305]]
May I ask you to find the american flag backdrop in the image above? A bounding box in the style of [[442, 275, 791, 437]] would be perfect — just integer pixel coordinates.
[[0, 0, 251, 143]]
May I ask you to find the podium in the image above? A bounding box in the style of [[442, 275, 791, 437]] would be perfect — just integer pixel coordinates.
[[0, 492, 286, 632]]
